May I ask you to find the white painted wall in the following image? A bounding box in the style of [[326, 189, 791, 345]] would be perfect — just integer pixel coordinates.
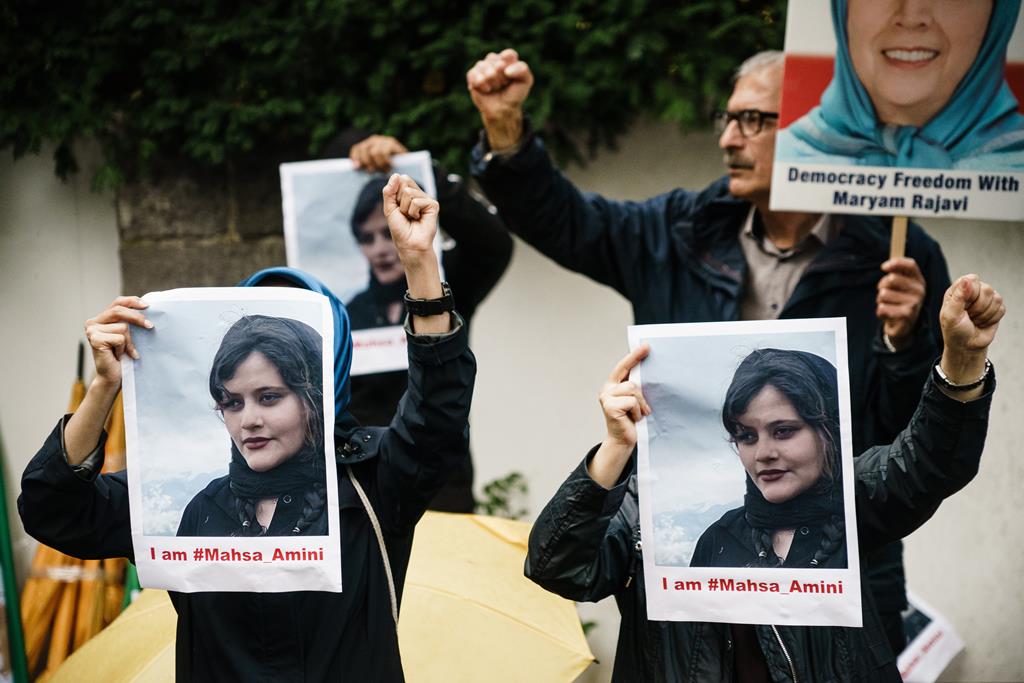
[[2, 123, 1022, 681], [0, 144, 121, 579]]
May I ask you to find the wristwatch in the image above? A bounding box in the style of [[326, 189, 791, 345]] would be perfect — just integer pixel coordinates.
[[404, 282, 455, 317], [932, 358, 991, 392]]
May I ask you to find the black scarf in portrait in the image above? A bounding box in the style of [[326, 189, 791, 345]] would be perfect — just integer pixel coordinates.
[[742, 471, 844, 531], [227, 442, 324, 501]]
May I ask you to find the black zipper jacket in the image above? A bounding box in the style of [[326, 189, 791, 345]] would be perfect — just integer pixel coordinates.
[[19, 321, 476, 682], [525, 376, 993, 682]]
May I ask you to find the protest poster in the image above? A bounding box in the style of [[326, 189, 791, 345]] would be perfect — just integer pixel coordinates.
[[280, 152, 441, 375], [121, 288, 341, 593], [771, 0, 1024, 221], [627, 318, 861, 626], [898, 591, 965, 683]]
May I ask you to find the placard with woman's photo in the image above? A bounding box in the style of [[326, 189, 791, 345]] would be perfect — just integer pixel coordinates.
[[770, 0, 1024, 220], [628, 318, 861, 626], [121, 287, 341, 593], [280, 152, 442, 375]]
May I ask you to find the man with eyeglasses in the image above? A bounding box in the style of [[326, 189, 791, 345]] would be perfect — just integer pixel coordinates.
[[466, 48, 950, 656]]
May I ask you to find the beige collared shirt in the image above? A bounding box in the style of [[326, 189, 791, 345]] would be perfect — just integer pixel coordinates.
[[737, 209, 840, 320]]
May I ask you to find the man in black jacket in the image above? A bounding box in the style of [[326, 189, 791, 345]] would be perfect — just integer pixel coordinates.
[[466, 48, 951, 653]]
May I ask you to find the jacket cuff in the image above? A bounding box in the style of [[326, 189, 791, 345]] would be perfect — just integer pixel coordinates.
[[54, 416, 107, 485], [469, 117, 540, 178], [873, 320, 938, 377], [925, 360, 996, 409], [575, 444, 633, 516], [405, 311, 468, 365]]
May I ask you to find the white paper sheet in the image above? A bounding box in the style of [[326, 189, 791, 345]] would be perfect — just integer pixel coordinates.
[[628, 318, 861, 626], [898, 591, 965, 683], [122, 287, 341, 592]]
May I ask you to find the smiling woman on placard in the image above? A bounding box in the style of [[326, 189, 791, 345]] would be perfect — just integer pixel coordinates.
[[777, 0, 1024, 170]]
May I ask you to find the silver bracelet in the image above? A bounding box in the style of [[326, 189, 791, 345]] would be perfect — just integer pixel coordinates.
[[933, 358, 992, 392]]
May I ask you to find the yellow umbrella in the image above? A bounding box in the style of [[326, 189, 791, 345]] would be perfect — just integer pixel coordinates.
[[48, 589, 175, 683], [47, 513, 593, 682], [398, 512, 594, 682]]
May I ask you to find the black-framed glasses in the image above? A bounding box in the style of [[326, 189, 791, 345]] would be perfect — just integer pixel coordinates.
[[712, 109, 779, 138]]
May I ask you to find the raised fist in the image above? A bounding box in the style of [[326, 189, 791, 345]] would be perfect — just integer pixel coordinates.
[[466, 48, 534, 150], [382, 174, 439, 261], [939, 274, 1004, 356]]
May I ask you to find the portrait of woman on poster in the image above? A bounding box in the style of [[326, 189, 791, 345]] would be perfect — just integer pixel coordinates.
[[777, 0, 1024, 170], [175, 315, 329, 538], [346, 175, 410, 330], [689, 348, 848, 570]]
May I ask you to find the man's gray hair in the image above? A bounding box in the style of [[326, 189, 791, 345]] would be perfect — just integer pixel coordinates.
[[735, 51, 785, 81]]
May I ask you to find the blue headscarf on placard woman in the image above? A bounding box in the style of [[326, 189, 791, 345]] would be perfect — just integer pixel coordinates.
[[776, 0, 1024, 169], [239, 267, 354, 420]]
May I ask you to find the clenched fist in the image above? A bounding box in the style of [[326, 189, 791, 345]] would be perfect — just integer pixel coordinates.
[[466, 48, 534, 150]]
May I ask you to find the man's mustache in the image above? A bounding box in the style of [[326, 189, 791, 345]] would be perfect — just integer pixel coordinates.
[[722, 151, 755, 169]]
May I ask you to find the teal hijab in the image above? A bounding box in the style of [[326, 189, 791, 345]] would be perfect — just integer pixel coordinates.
[[779, 0, 1024, 169], [239, 267, 354, 418]]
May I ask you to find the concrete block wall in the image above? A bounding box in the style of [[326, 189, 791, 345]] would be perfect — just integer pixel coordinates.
[[116, 160, 286, 293]]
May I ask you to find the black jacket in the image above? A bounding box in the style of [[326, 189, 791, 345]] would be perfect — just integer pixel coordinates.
[[525, 376, 993, 682], [19, 322, 476, 682], [472, 132, 952, 625]]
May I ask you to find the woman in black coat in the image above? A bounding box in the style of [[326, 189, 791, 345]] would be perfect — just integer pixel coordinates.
[[526, 274, 1004, 682], [20, 175, 476, 682]]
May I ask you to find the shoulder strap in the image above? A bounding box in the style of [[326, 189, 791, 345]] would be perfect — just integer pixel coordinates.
[[345, 465, 398, 627]]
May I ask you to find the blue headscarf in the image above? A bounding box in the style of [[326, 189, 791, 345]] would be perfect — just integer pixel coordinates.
[[239, 267, 353, 418], [778, 0, 1024, 169]]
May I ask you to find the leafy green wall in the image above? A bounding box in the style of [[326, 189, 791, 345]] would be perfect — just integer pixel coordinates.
[[2, 1, 784, 187]]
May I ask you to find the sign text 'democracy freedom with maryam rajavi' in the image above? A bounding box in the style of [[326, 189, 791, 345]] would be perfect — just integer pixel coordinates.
[[771, 0, 1024, 221]]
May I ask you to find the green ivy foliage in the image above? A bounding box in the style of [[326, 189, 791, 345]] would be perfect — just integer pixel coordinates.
[[0, 0, 784, 188]]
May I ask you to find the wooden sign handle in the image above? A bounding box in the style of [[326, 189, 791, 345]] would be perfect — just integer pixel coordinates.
[[890, 215, 908, 260]]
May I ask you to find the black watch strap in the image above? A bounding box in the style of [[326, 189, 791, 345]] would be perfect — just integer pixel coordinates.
[[404, 282, 455, 317]]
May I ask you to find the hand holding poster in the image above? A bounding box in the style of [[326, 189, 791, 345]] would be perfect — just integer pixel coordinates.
[[280, 152, 441, 375], [771, 0, 1024, 220], [122, 287, 342, 593], [627, 318, 861, 626]]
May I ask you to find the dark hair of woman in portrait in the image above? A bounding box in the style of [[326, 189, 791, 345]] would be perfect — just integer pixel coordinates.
[[176, 315, 328, 537], [691, 348, 846, 569]]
